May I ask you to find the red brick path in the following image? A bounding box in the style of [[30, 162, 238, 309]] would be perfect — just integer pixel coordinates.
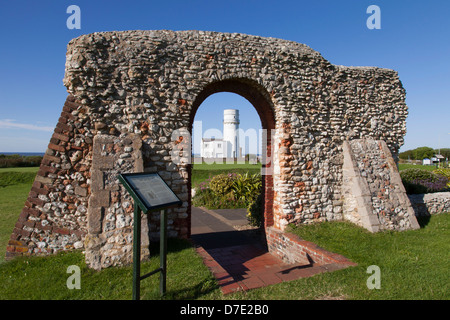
[[191, 206, 355, 294], [195, 242, 350, 294]]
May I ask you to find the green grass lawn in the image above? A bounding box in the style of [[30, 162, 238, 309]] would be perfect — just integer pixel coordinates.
[[0, 214, 448, 300], [0, 183, 32, 263], [0, 239, 220, 300], [0, 165, 449, 300], [283, 216, 450, 300], [0, 167, 38, 263]]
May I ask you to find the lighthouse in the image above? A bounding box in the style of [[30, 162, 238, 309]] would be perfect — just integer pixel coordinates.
[[200, 109, 241, 159], [223, 109, 240, 158]]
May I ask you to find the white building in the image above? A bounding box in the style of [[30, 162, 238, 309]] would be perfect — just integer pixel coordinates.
[[201, 138, 225, 158], [201, 109, 241, 158], [423, 155, 446, 166]]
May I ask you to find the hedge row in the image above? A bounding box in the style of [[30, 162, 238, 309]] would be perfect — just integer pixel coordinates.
[[0, 155, 43, 168], [400, 168, 450, 194]]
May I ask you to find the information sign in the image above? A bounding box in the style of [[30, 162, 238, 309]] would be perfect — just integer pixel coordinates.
[[118, 172, 182, 212], [118, 172, 182, 300]]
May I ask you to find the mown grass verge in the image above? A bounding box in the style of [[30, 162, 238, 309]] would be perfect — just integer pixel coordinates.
[[1, 214, 448, 300], [0, 166, 449, 300]]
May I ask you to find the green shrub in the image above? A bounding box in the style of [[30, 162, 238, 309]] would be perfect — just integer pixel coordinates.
[[192, 188, 216, 208], [0, 154, 42, 168], [400, 168, 435, 182], [433, 168, 450, 187], [247, 193, 263, 227], [209, 173, 236, 195], [192, 187, 247, 209], [400, 168, 449, 194], [193, 172, 262, 210], [231, 172, 262, 204], [402, 181, 428, 194]]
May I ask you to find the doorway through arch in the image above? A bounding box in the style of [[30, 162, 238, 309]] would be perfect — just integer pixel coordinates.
[[187, 79, 276, 239]]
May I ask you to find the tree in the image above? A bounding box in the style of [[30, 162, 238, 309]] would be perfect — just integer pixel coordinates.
[[399, 149, 414, 160], [399, 146, 449, 160], [413, 147, 434, 160], [434, 148, 450, 159]]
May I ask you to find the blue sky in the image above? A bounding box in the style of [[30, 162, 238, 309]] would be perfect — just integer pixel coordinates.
[[0, 0, 449, 153]]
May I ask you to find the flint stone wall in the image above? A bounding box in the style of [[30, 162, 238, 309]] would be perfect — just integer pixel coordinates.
[[342, 139, 419, 232], [85, 133, 150, 270], [408, 192, 450, 217], [8, 30, 413, 268]]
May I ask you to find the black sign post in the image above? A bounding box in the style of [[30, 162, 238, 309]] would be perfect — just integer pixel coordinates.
[[118, 172, 182, 300]]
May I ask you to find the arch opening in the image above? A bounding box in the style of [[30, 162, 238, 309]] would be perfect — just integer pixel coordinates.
[[187, 79, 276, 240]]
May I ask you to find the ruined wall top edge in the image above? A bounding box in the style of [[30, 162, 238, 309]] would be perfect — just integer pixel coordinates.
[[67, 30, 399, 67], [63, 29, 406, 124], [66, 29, 322, 57], [64, 29, 400, 86]]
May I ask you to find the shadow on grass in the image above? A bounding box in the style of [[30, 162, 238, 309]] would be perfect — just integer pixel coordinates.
[[148, 278, 218, 300], [142, 238, 221, 300], [416, 215, 431, 228]]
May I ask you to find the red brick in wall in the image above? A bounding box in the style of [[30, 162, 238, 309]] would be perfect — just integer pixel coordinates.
[[265, 227, 357, 267], [5, 95, 86, 260]]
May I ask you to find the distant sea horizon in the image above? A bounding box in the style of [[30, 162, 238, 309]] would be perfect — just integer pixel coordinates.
[[0, 152, 45, 157]]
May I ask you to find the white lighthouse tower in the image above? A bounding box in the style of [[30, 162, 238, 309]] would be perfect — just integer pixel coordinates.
[[223, 109, 240, 158], [200, 108, 241, 160]]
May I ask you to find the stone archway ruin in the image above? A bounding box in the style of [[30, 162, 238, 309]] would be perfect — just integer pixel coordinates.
[[6, 30, 419, 269]]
